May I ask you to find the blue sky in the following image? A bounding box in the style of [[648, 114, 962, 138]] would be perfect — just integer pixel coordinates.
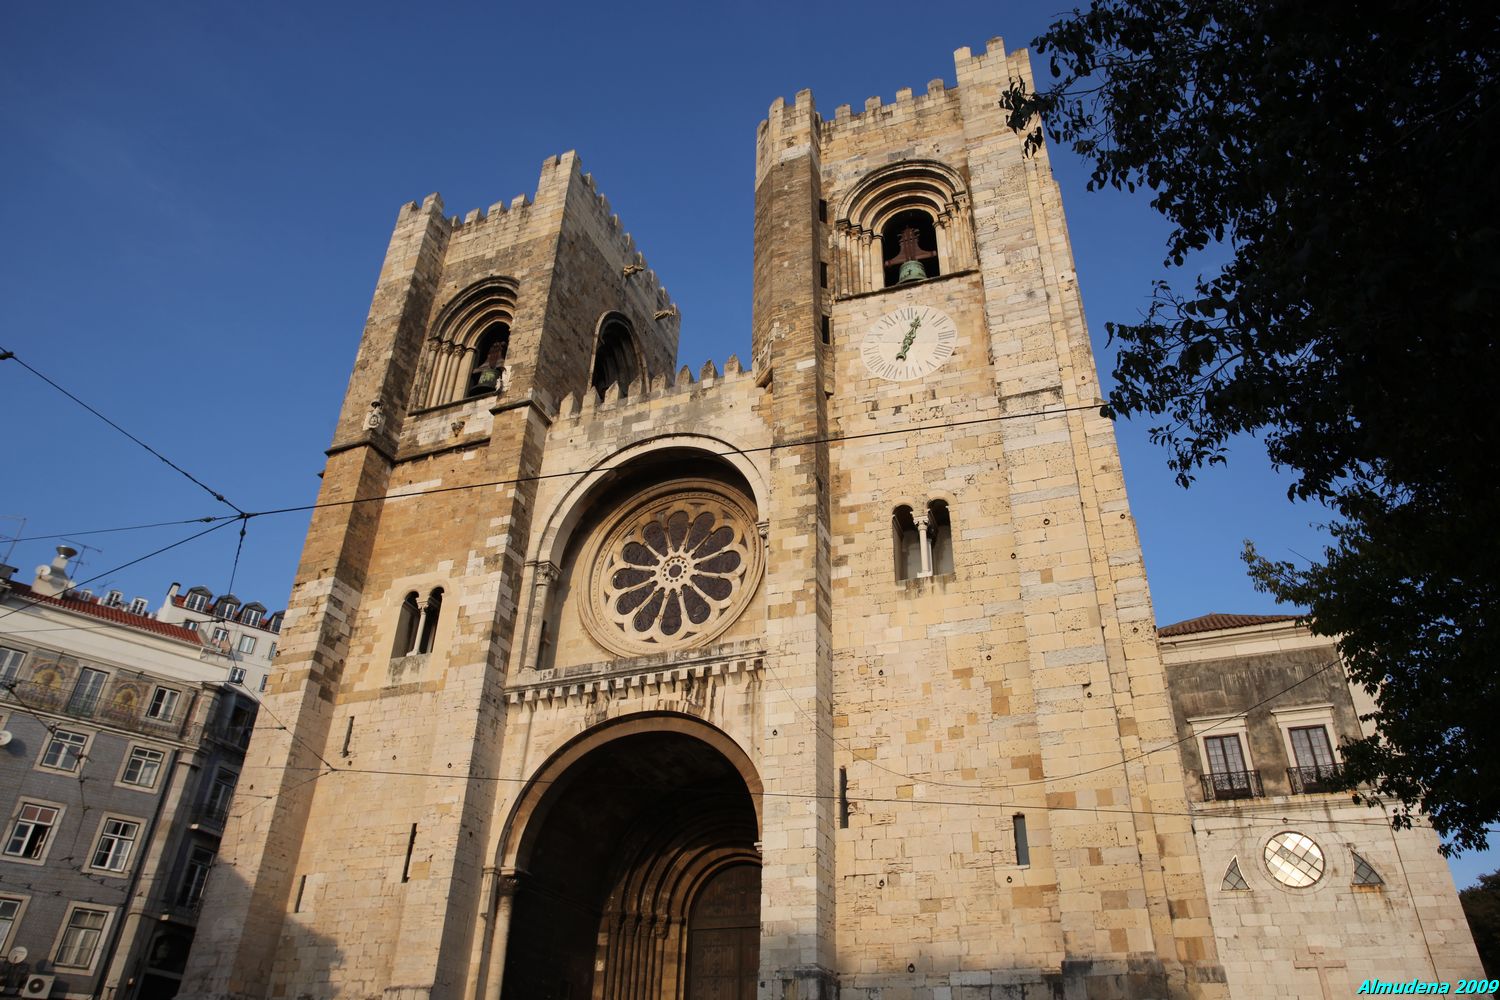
[[1, 2, 1489, 884]]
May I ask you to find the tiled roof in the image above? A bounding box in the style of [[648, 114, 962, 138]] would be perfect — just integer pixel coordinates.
[[1158, 612, 1301, 637], [5, 583, 204, 644]]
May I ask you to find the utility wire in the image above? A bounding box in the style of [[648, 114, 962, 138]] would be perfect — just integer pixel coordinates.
[[4, 400, 1103, 547], [243, 400, 1106, 522], [1, 347, 244, 515], [9, 515, 231, 543], [0, 518, 239, 623]]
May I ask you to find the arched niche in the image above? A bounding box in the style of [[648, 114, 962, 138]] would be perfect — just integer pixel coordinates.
[[833, 159, 976, 295], [590, 312, 644, 400], [416, 276, 519, 408]]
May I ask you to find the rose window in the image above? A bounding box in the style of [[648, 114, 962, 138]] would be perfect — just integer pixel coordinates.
[[1263, 831, 1325, 887], [584, 484, 761, 655]]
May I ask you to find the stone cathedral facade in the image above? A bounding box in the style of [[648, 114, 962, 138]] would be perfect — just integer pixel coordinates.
[[176, 38, 1476, 1000]]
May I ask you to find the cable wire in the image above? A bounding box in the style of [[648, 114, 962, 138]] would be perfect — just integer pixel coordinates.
[[1, 347, 244, 515]]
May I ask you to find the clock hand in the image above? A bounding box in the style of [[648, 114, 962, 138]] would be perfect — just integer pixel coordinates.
[[894, 315, 922, 361]]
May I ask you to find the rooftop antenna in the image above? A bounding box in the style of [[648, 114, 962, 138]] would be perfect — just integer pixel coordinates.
[[0, 514, 23, 565], [57, 538, 104, 590]]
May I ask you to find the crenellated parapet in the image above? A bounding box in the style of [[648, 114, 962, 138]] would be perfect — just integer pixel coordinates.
[[756, 37, 1020, 159], [554, 353, 758, 425]]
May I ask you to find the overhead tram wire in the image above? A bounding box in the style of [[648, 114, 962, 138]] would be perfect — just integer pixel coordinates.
[[0, 517, 239, 623], [8, 514, 233, 543], [0, 398, 1107, 544], [0, 347, 246, 516], [242, 399, 1106, 522]]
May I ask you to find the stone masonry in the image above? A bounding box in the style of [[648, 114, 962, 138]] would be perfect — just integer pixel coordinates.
[[171, 36, 1473, 1000]]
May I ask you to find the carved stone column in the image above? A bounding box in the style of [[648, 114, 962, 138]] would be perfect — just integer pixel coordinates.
[[480, 871, 521, 1000], [522, 562, 559, 670]]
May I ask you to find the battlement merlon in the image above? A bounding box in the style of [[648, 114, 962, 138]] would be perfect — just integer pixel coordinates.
[[556, 354, 756, 424], [757, 36, 1030, 158], [394, 152, 678, 319]]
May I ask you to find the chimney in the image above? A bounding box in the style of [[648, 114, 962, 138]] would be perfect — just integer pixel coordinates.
[[32, 545, 78, 598]]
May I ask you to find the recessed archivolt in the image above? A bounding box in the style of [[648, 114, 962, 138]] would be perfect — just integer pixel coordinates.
[[531, 435, 769, 571], [416, 276, 519, 408], [833, 159, 976, 294], [497, 711, 763, 872]]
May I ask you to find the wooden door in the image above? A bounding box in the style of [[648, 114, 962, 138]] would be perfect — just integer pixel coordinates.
[[686, 864, 759, 1000]]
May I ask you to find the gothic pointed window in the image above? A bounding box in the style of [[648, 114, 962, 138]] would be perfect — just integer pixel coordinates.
[[591, 317, 639, 400], [1222, 857, 1250, 891]]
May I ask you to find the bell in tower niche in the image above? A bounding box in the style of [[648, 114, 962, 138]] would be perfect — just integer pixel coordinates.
[[883, 216, 938, 285]]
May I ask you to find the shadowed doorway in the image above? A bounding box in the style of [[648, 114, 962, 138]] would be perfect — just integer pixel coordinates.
[[501, 725, 760, 1000]]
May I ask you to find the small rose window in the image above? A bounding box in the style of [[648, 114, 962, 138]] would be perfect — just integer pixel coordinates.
[[1264, 831, 1325, 887], [586, 484, 761, 655]]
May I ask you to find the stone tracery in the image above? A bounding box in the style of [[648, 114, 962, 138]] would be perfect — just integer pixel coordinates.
[[584, 482, 761, 656]]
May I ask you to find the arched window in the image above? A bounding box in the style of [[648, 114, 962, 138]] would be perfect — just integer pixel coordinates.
[[927, 500, 954, 576], [833, 160, 975, 296], [417, 277, 519, 408], [393, 592, 420, 657], [893, 500, 955, 580], [419, 587, 443, 653], [466, 322, 510, 397], [881, 209, 939, 286], [591, 317, 640, 400], [393, 588, 443, 658], [893, 506, 921, 582]]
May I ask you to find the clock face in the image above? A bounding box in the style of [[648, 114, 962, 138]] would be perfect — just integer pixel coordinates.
[[860, 304, 958, 382]]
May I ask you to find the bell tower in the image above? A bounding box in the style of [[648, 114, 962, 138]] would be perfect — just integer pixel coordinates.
[[179, 152, 681, 1000], [183, 37, 1229, 1000]]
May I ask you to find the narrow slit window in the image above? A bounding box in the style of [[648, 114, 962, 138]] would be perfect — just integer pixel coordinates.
[[1013, 814, 1030, 866], [402, 824, 418, 883]]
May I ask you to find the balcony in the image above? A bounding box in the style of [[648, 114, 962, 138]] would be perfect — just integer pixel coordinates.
[[1287, 763, 1345, 794], [2, 678, 198, 743], [1201, 769, 1262, 801], [191, 799, 232, 833]]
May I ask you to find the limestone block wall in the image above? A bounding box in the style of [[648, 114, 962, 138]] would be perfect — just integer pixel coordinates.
[[811, 38, 1224, 998]]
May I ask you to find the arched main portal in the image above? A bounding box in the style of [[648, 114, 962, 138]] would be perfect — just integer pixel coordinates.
[[498, 720, 760, 1000]]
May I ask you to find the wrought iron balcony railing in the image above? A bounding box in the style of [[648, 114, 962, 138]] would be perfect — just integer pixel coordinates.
[[3, 678, 197, 742], [1287, 763, 1344, 794], [1201, 769, 1262, 801]]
